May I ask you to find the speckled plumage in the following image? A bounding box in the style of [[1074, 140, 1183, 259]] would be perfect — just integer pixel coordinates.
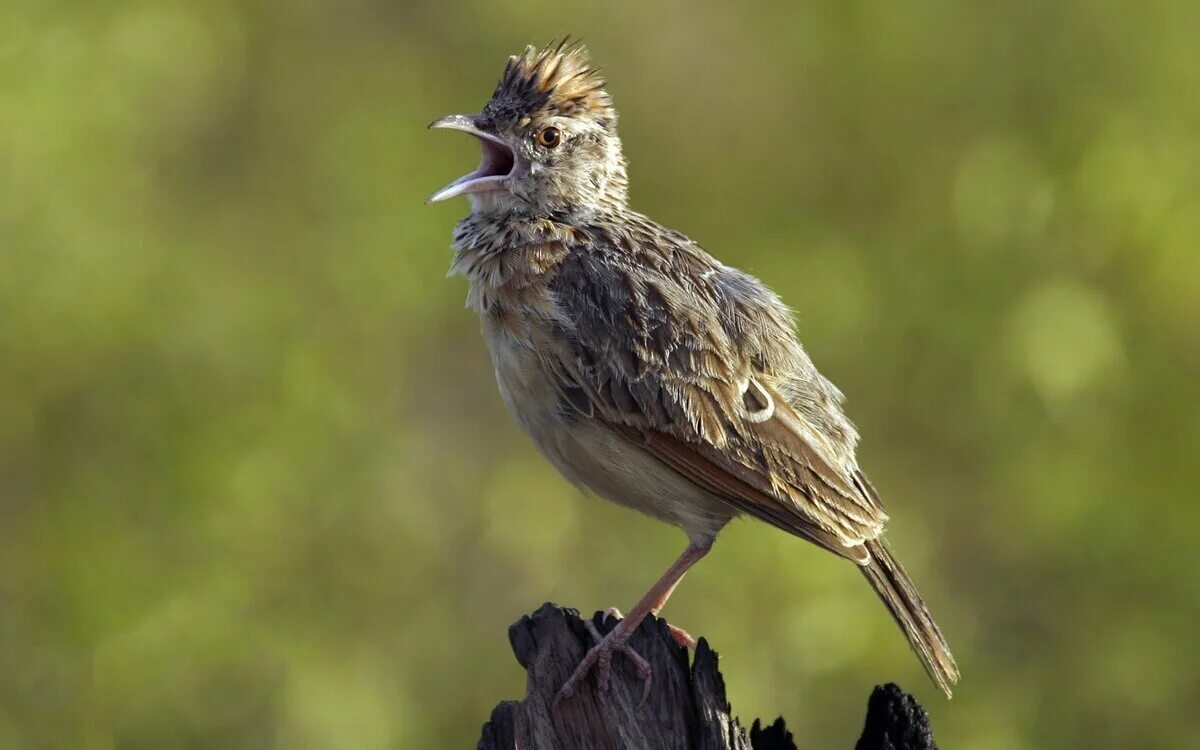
[[434, 41, 958, 699]]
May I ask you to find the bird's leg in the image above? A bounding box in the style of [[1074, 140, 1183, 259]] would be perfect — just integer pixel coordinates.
[[555, 537, 714, 705], [603, 606, 697, 650]]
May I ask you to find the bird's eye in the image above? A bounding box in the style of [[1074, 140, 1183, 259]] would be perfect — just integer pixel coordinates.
[[536, 126, 561, 148]]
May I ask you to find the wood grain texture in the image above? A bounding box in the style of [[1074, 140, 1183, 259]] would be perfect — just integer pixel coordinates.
[[477, 604, 938, 750]]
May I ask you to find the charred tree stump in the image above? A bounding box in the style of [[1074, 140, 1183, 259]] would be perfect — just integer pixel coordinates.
[[477, 604, 937, 750]]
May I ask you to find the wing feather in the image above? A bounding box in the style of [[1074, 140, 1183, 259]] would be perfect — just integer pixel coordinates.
[[546, 221, 888, 558]]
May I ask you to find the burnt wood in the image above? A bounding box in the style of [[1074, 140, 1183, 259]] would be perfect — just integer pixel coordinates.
[[477, 604, 937, 750]]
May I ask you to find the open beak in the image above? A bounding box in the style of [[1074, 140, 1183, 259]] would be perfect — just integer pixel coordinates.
[[426, 114, 524, 204]]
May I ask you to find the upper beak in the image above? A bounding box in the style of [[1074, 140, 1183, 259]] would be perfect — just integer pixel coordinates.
[[426, 114, 522, 204]]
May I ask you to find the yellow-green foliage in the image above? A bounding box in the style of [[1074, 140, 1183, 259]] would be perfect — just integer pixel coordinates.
[[1, 2, 1197, 748]]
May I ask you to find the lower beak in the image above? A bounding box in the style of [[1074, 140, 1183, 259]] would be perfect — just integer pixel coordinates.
[[426, 114, 522, 204]]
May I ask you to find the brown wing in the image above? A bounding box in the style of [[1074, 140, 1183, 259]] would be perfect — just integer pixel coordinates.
[[619, 421, 872, 563], [547, 225, 888, 562], [613, 382, 883, 564]]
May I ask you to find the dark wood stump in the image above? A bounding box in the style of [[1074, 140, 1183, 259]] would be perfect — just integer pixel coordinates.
[[478, 603, 938, 750]]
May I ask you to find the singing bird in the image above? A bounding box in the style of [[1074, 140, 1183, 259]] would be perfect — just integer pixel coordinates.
[[428, 40, 959, 701]]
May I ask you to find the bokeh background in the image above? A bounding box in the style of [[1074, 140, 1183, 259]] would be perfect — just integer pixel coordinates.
[[3, 1, 1198, 748]]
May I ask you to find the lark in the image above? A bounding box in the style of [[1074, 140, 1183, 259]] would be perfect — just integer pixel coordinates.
[[428, 40, 959, 702]]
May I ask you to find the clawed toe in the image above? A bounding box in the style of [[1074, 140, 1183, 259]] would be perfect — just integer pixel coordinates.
[[602, 606, 624, 625], [604, 607, 695, 651], [554, 619, 652, 707], [667, 624, 697, 650]]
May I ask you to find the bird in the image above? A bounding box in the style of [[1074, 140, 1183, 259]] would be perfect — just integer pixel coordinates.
[[427, 39, 959, 702]]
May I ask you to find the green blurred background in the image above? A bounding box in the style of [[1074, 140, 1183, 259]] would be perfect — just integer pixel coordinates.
[[2, 1, 1198, 748]]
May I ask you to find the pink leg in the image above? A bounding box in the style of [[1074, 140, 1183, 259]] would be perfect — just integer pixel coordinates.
[[555, 537, 715, 705], [597, 609, 696, 648], [603, 607, 697, 651]]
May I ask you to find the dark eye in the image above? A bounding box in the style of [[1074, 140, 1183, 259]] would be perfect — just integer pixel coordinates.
[[536, 126, 561, 148]]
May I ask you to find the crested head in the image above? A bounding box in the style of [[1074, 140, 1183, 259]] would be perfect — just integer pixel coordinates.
[[486, 40, 615, 125], [428, 39, 628, 217]]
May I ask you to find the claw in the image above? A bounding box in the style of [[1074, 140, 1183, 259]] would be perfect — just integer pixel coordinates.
[[551, 540, 716, 709], [584, 619, 606, 641], [667, 623, 697, 650], [554, 616, 653, 707], [637, 664, 652, 708], [606, 606, 696, 651]]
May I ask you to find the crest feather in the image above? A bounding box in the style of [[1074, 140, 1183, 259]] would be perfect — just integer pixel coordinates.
[[492, 38, 612, 119]]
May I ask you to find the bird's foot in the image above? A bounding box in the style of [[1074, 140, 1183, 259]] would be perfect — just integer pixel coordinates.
[[554, 614, 652, 706], [667, 623, 697, 650], [603, 606, 697, 650]]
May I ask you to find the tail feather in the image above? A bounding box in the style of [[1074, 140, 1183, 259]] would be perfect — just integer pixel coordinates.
[[860, 539, 960, 698]]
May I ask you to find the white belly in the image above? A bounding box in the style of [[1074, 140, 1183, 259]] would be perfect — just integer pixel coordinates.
[[483, 325, 734, 541]]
